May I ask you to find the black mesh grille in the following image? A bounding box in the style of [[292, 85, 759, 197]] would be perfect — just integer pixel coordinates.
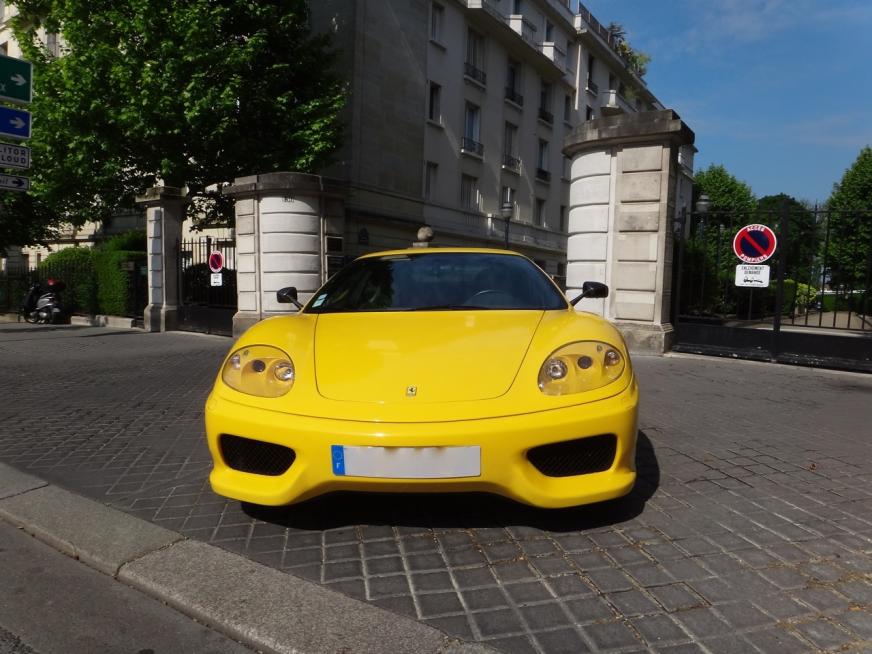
[[527, 434, 617, 477], [219, 434, 295, 476]]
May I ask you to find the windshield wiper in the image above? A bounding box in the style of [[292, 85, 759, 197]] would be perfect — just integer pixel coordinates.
[[414, 305, 497, 311]]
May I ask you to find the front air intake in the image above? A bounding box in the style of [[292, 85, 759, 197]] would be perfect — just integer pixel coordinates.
[[219, 434, 295, 476], [527, 434, 617, 477]]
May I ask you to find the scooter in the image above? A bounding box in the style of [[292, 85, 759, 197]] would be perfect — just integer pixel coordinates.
[[20, 279, 66, 324]]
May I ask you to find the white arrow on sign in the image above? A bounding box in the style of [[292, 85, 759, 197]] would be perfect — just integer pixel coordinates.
[[11, 74, 26, 86], [10, 117, 24, 129]]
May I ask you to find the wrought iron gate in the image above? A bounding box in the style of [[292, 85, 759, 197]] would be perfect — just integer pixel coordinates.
[[177, 237, 237, 336], [672, 204, 872, 372]]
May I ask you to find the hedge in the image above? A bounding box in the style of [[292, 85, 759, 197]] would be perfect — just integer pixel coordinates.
[[93, 249, 147, 316], [38, 247, 98, 315]]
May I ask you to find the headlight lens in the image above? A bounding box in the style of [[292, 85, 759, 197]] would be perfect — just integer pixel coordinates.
[[221, 345, 295, 397], [538, 341, 625, 396]]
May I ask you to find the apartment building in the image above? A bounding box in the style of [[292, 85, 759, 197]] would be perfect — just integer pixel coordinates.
[[310, 0, 663, 283]]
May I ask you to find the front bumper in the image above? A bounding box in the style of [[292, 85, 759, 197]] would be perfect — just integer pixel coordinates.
[[205, 378, 639, 509]]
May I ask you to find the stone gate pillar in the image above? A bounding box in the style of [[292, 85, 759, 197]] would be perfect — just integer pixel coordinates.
[[563, 110, 695, 353], [136, 186, 188, 332], [223, 172, 345, 337]]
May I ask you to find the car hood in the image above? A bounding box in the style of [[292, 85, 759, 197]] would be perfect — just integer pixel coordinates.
[[313, 311, 544, 403]]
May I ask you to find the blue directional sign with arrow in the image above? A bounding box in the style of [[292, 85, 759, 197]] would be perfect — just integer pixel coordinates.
[[0, 105, 31, 140]]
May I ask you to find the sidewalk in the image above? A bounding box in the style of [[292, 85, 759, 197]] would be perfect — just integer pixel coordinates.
[[0, 324, 870, 653]]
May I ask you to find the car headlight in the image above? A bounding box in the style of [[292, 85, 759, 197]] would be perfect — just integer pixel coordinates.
[[221, 345, 295, 397], [538, 341, 625, 396]]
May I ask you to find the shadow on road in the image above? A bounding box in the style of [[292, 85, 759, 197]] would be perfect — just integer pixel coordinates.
[[243, 430, 659, 534]]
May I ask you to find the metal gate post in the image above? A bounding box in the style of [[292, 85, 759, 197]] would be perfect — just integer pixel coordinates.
[[771, 199, 790, 359]]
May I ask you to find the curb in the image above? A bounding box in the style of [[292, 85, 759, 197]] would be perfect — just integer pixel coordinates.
[[0, 463, 496, 654], [70, 314, 139, 329]]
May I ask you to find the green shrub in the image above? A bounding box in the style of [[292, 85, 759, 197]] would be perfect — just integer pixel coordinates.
[[93, 249, 146, 316], [38, 247, 98, 314], [101, 229, 146, 252]]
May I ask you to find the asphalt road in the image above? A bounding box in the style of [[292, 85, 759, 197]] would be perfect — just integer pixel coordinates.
[[1, 323, 871, 653]]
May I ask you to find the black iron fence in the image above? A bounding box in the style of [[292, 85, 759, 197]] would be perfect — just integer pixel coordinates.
[[176, 237, 237, 335], [673, 204, 872, 371], [0, 257, 147, 319]]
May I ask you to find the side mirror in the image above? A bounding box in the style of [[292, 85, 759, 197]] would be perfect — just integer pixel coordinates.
[[569, 281, 609, 306], [276, 286, 303, 310]]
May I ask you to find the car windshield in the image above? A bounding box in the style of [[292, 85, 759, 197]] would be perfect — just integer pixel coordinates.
[[305, 252, 568, 313]]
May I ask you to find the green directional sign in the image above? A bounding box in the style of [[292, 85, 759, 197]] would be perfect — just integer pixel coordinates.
[[0, 53, 33, 105]]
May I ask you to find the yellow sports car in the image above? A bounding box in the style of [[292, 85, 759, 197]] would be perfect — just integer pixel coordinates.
[[205, 248, 638, 508]]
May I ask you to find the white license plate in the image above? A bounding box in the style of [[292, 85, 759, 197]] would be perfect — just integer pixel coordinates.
[[331, 445, 481, 479]]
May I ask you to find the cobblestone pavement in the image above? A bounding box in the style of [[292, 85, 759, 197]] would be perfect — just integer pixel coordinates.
[[1, 323, 871, 653]]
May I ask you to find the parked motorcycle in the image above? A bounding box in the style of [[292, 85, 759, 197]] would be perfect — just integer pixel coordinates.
[[20, 279, 67, 324]]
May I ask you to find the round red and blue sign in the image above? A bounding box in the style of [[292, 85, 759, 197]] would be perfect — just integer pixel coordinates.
[[732, 224, 777, 264], [208, 251, 225, 273]]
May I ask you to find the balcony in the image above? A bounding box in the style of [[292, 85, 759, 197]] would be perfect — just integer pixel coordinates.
[[504, 87, 524, 106], [537, 107, 554, 125], [502, 153, 520, 172], [508, 15, 537, 44], [535, 168, 551, 183], [539, 42, 566, 72], [461, 137, 484, 157], [586, 79, 599, 96], [464, 62, 487, 86], [600, 88, 635, 116]]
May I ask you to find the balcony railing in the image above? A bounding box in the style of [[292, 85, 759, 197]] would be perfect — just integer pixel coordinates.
[[461, 137, 484, 157], [586, 79, 599, 95], [535, 168, 551, 182], [464, 62, 487, 85], [538, 108, 553, 124], [502, 153, 520, 171], [504, 87, 524, 106]]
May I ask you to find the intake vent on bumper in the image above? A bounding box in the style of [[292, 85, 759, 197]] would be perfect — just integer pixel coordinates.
[[219, 434, 295, 476], [527, 434, 617, 477]]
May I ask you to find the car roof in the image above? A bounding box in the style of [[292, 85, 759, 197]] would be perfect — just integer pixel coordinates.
[[357, 247, 527, 260]]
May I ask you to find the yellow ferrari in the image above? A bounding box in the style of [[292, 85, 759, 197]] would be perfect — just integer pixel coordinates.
[[205, 248, 638, 508]]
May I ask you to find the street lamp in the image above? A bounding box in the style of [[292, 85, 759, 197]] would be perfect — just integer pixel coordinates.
[[695, 193, 711, 216], [501, 202, 513, 249]]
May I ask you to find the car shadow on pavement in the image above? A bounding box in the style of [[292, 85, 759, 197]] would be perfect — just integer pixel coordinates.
[[243, 430, 659, 534]]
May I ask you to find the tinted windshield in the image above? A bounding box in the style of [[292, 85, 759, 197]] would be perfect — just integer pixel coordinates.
[[305, 252, 568, 313]]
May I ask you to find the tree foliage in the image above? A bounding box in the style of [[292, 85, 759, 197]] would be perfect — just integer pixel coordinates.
[[7, 0, 345, 234], [756, 193, 818, 282], [825, 147, 872, 287], [693, 164, 757, 215], [606, 22, 651, 79]]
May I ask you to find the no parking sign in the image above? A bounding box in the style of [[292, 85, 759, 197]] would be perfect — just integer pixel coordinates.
[[209, 251, 224, 287], [732, 224, 777, 264]]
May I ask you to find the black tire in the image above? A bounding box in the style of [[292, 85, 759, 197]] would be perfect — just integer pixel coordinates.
[[22, 310, 39, 324]]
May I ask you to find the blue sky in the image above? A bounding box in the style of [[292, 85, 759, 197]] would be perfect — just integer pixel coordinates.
[[579, 0, 872, 204]]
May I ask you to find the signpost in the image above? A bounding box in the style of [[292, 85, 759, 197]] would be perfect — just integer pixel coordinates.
[[0, 173, 30, 192], [0, 142, 30, 169], [733, 224, 777, 289], [735, 264, 771, 288], [0, 53, 33, 105], [0, 105, 32, 140], [732, 224, 777, 264]]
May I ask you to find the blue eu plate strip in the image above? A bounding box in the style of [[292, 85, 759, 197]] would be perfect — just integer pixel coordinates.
[[331, 445, 346, 476]]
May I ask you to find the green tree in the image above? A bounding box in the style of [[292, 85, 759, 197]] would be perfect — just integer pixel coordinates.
[[684, 165, 757, 314], [7, 0, 345, 233], [0, 193, 58, 255], [606, 22, 651, 78], [825, 147, 872, 288], [756, 194, 819, 283]]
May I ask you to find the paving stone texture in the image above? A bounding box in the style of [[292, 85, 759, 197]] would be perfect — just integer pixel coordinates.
[[1, 323, 871, 653]]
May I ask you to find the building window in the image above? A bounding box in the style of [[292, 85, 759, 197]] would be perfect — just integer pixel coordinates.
[[430, 3, 444, 43], [0, 42, 7, 55], [538, 81, 553, 124], [586, 54, 598, 94], [512, 0, 522, 15], [563, 94, 571, 122], [461, 174, 480, 211], [608, 73, 616, 92], [424, 162, 438, 199], [465, 29, 486, 84], [586, 105, 595, 121], [562, 156, 571, 180], [503, 121, 519, 170], [462, 102, 483, 155], [559, 205, 567, 232], [544, 20, 554, 42], [505, 58, 523, 105], [428, 82, 441, 123], [536, 139, 550, 181], [534, 198, 546, 226]]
